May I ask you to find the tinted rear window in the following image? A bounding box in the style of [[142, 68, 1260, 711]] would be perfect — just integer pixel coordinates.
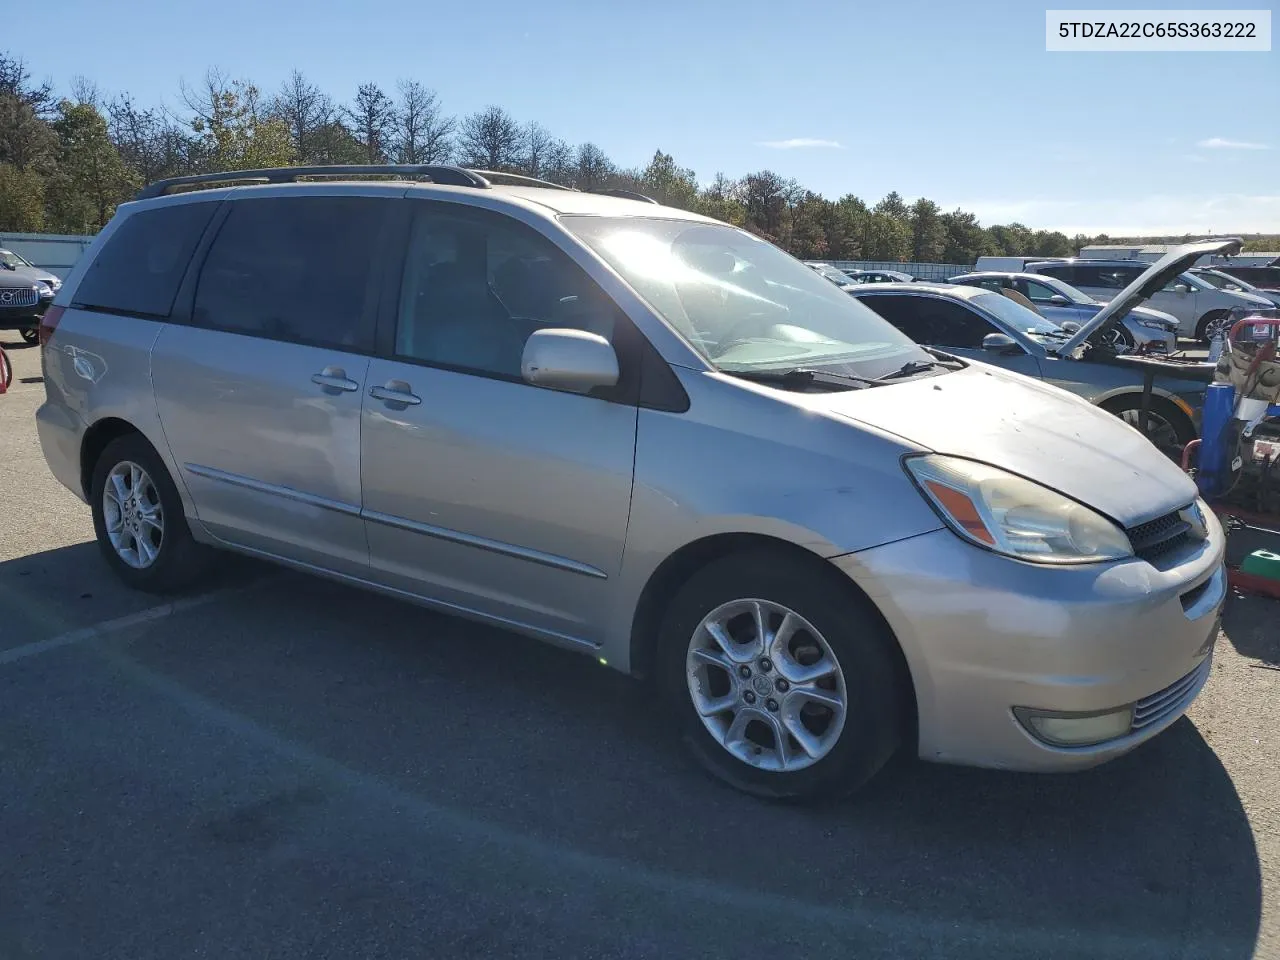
[[192, 196, 385, 352], [73, 202, 216, 318]]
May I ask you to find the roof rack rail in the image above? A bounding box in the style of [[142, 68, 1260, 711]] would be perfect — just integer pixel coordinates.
[[465, 169, 573, 191], [134, 164, 491, 201], [593, 189, 659, 204]]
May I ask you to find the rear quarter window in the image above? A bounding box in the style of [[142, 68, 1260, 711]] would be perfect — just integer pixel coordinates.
[[72, 202, 217, 318]]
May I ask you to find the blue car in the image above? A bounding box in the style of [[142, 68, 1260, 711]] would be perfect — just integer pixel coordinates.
[[946, 271, 1179, 353]]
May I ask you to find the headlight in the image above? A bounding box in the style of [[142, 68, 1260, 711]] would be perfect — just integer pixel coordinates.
[[35, 281, 53, 297], [905, 454, 1134, 564], [47, 277, 62, 291], [1134, 317, 1173, 330]]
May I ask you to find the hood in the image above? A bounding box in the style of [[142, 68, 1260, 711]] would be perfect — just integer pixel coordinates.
[[0, 262, 57, 286], [1233, 290, 1276, 308], [1059, 238, 1244, 354], [806, 363, 1197, 526]]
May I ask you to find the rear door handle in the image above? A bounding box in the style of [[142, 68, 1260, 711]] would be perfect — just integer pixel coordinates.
[[369, 381, 422, 406], [311, 366, 359, 393]]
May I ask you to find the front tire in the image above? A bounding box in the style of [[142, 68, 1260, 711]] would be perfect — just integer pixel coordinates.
[[90, 434, 210, 593], [20, 325, 39, 346], [657, 549, 906, 802], [1101, 395, 1197, 456]]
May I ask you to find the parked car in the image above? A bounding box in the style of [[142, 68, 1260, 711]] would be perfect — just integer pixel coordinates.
[[804, 261, 858, 290], [1191, 267, 1280, 309], [38, 167, 1226, 801], [947, 271, 1179, 353], [0, 247, 60, 345], [1206, 264, 1280, 290], [1024, 258, 1276, 342], [844, 268, 915, 284], [852, 244, 1244, 450]]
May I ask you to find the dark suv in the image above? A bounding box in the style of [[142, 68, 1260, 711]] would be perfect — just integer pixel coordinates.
[[0, 248, 61, 344], [1208, 264, 1280, 290]]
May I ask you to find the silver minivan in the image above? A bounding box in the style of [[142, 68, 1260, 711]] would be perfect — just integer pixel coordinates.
[[37, 167, 1226, 800]]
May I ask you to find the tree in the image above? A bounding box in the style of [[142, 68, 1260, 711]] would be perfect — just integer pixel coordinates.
[[940, 209, 994, 264], [519, 121, 556, 178], [539, 137, 575, 185], [183, 70, 292, 172], [741, 170, 790, 241], [573, 142, 614, 190], [0, 54, 57, 172], [270, 70, 336, 165], [45, 100, 135, 232], [0, 162, 44, 230], [909, 198, 946, 262], [0, 54, 55, 117], [639, 149, 698, 209], [393, 79, 453, 164], [456, 106, 524, 170], [345, 82, 395, 164], [108, 94, 195, 185], [863, 210, 911, 261]]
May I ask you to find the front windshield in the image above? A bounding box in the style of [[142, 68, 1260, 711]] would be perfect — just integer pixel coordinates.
[[970, 291, 1067, 336], [0, 250, 30, 269], [564, 217, 931, 375]]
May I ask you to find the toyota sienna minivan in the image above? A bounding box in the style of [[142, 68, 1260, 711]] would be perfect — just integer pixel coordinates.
[[36, 166, 1227, 800]]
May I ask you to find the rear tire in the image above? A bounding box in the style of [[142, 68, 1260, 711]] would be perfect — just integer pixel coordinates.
[[656, 548, 906, 802], [1195, 310, 1232, 344], [89, 434, 211, 593]]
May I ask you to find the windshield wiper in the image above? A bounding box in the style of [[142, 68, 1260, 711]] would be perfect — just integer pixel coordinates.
[[876, 358, 957, 381], [726, 367, 880, 390]]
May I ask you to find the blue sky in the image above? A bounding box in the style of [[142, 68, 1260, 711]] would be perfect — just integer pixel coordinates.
[[24, 0, 1278, 235]]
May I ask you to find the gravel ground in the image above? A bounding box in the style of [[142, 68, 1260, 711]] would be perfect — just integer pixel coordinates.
[[1, 336, 1277, 959]]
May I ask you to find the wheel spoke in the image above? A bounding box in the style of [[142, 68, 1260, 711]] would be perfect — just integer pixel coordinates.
[[703, 617, 758, 664], [766, 611, 802, 660], [130, 463, 145, 493], [693, 689, 739, 718], [108, 471, 129, 506], [723, 709, 753, 751], [786, 683, 844, 714], [774, 651, 837, 685], [781, 710, 826, 760], [764, 712, 792, 770], [135, 530, 158, 565], [691, 646, 734, 673]]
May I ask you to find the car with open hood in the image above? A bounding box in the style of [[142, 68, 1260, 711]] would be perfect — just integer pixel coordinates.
[[37, 166, 1225, 801], [853, 241, 1245, 451], [945, 270, 1179, 353], [1024, 256, 1276, 342], [0, 247, 61, 345]]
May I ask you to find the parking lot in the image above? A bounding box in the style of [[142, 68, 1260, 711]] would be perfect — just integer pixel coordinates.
[[1, 336, 1278, 959]]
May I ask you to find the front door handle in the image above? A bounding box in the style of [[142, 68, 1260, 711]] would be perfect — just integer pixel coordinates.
[[311, 366, 359, 393], [369, 380, 422, 406]]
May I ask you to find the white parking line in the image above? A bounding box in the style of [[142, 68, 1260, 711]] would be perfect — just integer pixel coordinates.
[[0, 582, 266, 667]]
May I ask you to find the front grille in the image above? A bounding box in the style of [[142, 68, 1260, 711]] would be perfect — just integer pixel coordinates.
[[1132, 657, 1211, 731], [0, 286, 38, 307], [1126, 509, 1192, 562]]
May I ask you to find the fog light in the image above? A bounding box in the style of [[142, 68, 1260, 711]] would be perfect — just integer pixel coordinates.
[[1015, 706, 1133, 746]]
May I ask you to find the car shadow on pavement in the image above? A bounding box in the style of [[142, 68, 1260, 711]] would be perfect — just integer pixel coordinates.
[[1221, 592, 1280, 666], [73, 565, 1261, 960], [0, 544, 1263, 958]]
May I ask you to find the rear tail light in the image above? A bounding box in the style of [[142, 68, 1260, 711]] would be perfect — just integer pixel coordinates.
[[39, 305, 63, 346]]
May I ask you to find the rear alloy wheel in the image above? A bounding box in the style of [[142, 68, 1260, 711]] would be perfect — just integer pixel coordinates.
[[658, 549, 905, 801], [90, 434, 210, 592], [1196, 310, 1233, 345]]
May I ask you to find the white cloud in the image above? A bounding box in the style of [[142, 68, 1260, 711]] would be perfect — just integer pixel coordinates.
[[1197, 137, 1270, 150], [757, 138, 842, 150], [949, 193, 1280, 236]]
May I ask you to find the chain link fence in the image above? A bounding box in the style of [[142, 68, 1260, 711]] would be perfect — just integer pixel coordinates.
[[828, 260, 971, 281]]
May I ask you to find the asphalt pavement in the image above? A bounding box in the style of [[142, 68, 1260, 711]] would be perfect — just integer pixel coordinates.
[[1, 336, 1277, 959]]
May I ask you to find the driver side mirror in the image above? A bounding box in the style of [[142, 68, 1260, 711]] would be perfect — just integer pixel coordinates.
[[982, 332, 1022, 355], [1048, 294, 1071, 306], [521, 328, 619, 394], [1173, 283, 1191, 294]]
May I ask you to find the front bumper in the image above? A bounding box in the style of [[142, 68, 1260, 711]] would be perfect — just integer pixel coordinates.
[[834, 514, 1225, 772], [0, 298, 51, 328]]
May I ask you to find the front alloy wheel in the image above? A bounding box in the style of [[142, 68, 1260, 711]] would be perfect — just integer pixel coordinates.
[[686, 599, 847, 772]]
